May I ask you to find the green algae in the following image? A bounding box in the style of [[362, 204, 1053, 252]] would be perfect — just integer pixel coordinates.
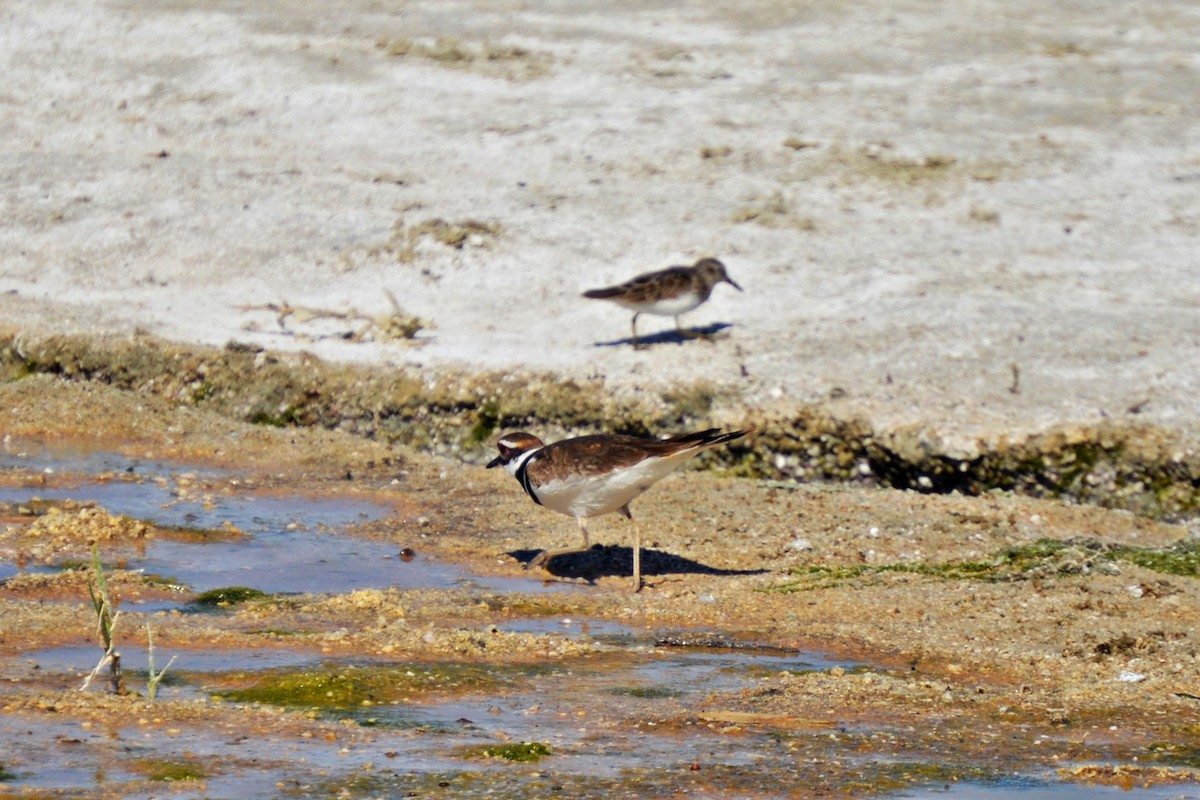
[[475, 742, 552, 762], [212, 662, 538, 712], [131, 758, 206, 782], [772, 537, 1200, 592], [1111, 538, 1200, 576], [217, 668, 383, 709], [191, 586, 269, 607]]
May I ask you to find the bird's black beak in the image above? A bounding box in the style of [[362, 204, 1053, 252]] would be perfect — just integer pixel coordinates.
[[727, 277, 743, 292], [486, 455, 504, 469]]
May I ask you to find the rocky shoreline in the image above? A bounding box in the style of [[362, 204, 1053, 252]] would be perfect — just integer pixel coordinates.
[[5, 329, 1198, 521]]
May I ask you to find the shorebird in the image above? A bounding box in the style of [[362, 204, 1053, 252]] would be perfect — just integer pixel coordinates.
[[583, 257, 742, 348], [487, 427, 748, 591]]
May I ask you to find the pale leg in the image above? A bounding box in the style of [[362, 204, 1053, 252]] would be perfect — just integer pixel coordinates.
[[527, 517, 591, 571], [618, 505, 642, 592], [631, 313, 643, 349]]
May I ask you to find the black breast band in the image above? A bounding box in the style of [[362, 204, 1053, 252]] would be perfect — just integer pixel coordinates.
[[515, 453, 543, 506]]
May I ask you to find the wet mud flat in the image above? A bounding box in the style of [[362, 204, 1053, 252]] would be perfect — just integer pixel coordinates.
[[1, 375, 1199, 799]]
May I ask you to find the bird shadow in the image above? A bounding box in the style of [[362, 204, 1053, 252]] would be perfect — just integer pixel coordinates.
[[507, 544, 767, 584], [592, 322, 733, 349]]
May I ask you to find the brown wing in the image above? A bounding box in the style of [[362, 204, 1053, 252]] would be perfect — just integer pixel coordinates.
[[524, 430, 747, 484], [583, 266, 695, 304]]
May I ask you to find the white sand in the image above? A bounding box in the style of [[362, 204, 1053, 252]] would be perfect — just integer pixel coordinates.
[[3, 0, 1198, 448]]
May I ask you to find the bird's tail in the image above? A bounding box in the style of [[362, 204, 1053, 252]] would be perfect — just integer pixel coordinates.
[[667, 428, 751, 449], [582, 287, 623, 299]]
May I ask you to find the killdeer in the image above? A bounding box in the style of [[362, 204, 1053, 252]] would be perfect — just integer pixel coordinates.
[[487, 427, 748, 591], [583, 257, 742, 348]]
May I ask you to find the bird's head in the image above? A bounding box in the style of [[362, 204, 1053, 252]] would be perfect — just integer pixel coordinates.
[[487, 432, 546, 472], [695, 257, 742, 292]]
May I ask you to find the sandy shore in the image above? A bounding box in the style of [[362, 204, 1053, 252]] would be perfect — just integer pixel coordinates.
[[2, 2, 1200, 794], [2, 375, 1199, 795]]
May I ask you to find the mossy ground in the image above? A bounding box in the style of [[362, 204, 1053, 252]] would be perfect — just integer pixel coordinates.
[[3, 330, 1198, 519], [209, 662, 548, 713], [190, 586, 270, 607], [770, 537, 1199, 592], [130, 758, 207, 782], [472, 742, 552, 762], [1, 333, 1199, 798]]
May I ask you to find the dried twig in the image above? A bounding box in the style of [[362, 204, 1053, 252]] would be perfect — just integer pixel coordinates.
[[81, 545, 122, 694], [146, 626, 177, 702], [238, 293, 426, 343]]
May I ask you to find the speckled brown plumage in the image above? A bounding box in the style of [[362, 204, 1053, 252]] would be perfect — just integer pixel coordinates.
[[584, 265, 702, 305], [583, 257, 742, 347]]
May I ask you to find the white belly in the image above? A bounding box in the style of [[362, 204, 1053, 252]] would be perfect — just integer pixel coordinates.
[[532, 454, 689, 518], [614, 292, 703, 317]]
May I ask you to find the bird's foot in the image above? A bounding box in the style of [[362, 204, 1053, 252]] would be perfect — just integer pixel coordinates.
[[525, 545, 590, 572]]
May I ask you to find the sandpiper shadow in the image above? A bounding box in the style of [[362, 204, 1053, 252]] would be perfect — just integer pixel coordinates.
[[507, 544, 767, 584], [592, 322, 733, 349]]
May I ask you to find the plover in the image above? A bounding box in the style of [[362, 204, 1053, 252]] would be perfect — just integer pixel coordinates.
[[583, 257, 742, 348], [487, 427, 748, 591]]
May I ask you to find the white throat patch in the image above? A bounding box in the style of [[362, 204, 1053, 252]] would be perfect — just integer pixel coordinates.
[[504, 446, 541, 478]]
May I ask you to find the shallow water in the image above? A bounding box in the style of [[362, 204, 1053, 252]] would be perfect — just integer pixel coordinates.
[[0, 448, 572, 595], [13, 631, 1196, 799], [10, 643, 321, 676], [8, 633, 865, 786], [2, 445, 1197, 799], [355, 645, 856, 775], [0, 713, 384, 797], [896, 779, 1200, 799], [0, 438, 227, 479]]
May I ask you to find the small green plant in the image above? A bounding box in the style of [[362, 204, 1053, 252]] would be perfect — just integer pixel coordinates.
[[477, 742, 552, 762], [81, 545, 122, 694], [191, 586, 269, 607], [145, 625, 177, 702], [132, 758, 206, 782]]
